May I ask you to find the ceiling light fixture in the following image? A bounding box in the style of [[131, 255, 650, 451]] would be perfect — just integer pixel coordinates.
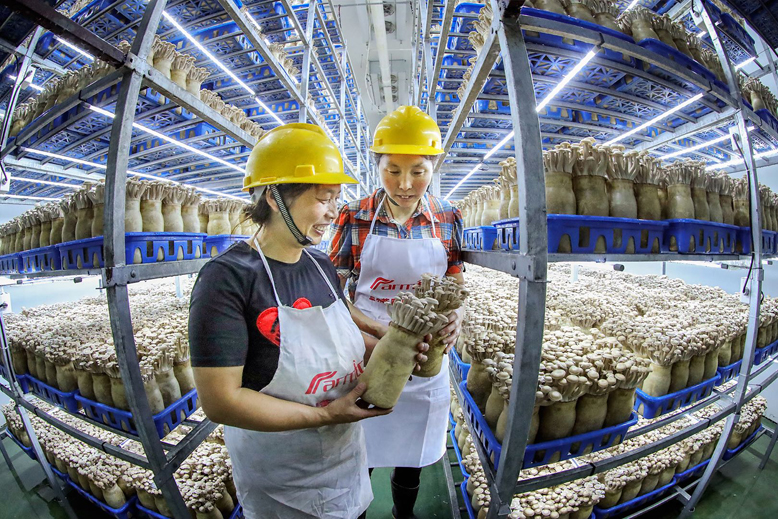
[[735, 57, 756, 70], [444, 164, 482, 200], [447, 51, 596, 197], [54, 36, 94, 61], [1, 193, 59, 201], [9, 177, 79, 189], [88, 105, 245, 173], [624, 0, 640, 11], [19, 147, 244, 200], [7, 74, 44, 92], [605, 93, 704, 146], [660, 125, 756, 160]]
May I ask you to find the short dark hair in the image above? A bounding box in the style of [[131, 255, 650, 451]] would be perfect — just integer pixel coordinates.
[[244, 183, 314, 226]]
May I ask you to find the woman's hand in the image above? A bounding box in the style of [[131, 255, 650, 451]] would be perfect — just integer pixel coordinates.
[[412, 335, 431, 372], [321, 383, 393, 424], [438, 307, 464, 354]]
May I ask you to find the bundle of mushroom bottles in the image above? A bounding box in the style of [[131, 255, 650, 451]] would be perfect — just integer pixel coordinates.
[[456, 263, 777, 448], [0, 279, 201, 435], [0, 180, 259, 265], [3, 400, 239, 519], [452, 388, 765, 518]]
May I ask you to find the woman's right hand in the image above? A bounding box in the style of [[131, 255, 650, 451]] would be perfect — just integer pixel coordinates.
[[321, 383, 392, 425]]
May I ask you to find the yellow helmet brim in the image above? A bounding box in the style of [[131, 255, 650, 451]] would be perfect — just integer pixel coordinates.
[[244, 171, 358, 191], [369, 143, 445, 155]]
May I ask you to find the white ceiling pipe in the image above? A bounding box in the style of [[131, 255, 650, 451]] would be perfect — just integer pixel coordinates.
[[368, 0, 394, 112]]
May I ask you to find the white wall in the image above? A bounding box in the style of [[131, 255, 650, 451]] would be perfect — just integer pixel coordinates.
[[0, 202, 35, 223]]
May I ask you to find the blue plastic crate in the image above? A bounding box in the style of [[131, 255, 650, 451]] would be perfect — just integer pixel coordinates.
[[735, 228, 775, 254], [0, 365, 30, 392], [754, 340, 778, 365], [520, 7, 636, 65], [25, 374, 79, 413], [450, 428, 470, 478], [463, 227, 499, 251], [675, 459, 710, 484], [461, 479, 476, 519], [662, 219, 739, 254], [756, 109, 778, 135], [0, 253, 19, 274], [635, 373, 720, 418], [57, 233, 206, 269], [19, 246, 61, 273], [721, 13, 757, 56], [204, 235, 249, 258], [765, 230, 777, 254], [723, 425, 764, 461], [459, 381, 637, 469], [76, 388, 198, 439], [49, 464, 69, 481], [450, 349, 471, 384], [66, 477, 137, 519], [637, 38, 717, 85], [716, 359, 742, 386], [495, 215, 667, 254], [592, 479, 677, 519], [6, 429, 36, 460], [137, 503, 243, 519]]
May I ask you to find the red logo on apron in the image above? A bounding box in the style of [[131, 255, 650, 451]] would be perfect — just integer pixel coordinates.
[[256, 298, 313, 346]]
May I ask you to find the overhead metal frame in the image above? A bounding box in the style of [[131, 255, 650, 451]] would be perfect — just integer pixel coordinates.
[[0, 0, 373, 201]]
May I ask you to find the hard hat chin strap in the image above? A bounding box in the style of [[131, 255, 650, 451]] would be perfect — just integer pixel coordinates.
[[269, 185, 313, 247]]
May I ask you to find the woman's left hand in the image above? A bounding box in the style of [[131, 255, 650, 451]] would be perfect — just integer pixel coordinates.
[[438, 307, 464, 354]]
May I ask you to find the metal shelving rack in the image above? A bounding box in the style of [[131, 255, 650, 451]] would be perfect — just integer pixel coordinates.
[[420, 0, 778, 517], [0, 0, 372, 517]]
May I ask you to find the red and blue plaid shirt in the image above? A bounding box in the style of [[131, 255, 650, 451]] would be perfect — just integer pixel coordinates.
[[328, 189, 464, 297]]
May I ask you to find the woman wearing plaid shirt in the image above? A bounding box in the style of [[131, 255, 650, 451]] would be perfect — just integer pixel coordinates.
[[328, 106, 465, 519]]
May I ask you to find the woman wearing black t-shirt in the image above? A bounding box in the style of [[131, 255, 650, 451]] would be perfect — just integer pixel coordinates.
[[188, 124, 423, 519]]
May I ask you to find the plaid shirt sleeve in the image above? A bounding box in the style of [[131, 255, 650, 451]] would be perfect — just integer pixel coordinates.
[[446, 204, 464, 276], [328, 203, 356, 285]]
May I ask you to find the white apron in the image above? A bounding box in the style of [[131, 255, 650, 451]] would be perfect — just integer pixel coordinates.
[[224, 241, 372, 519], [354, 194, 450, 468]]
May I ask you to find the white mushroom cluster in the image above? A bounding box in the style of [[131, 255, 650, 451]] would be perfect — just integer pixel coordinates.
[[3, 279, 198, 423], [1, 398, 235, 518]]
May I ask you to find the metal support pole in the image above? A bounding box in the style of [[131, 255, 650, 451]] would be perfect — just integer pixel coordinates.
[[339, 49, 346, 153], [486, 1, 547, 517], [681, 2, 764, 516], [0, 27, 44, 151], [100, 2, 190, 518], [299, 2, 317, 123], [759, 427, 778, 470]]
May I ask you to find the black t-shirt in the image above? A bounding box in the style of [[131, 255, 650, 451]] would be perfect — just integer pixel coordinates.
[[188, 241, 347, 392]]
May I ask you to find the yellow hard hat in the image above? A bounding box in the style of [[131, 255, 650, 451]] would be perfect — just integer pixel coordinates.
[[370, 105, 444, 156], [243, 123, 358, 191]]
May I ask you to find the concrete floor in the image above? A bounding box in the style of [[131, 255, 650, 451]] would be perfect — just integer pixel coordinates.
[[1, 430, 777, 519]]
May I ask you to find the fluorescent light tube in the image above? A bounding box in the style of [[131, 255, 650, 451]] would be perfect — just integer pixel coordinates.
[[605, 93, 704, 146], [20, 147, 244, 200], [444, 164, 482, 200], [54, 36, 94, 61], [2, 193, 59, 201], [536, 50, 597, 113], [7, 74, 44, 92]]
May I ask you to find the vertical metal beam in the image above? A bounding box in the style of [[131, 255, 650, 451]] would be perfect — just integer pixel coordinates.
[[681, 2, 764, 516], [0, 28, 44, 151], [487, 1, 547, 517], [102, 1, 189, 518], [299, 2, 318, 123], [339, 48, 346, 159], [429, 0, 455, 103], [759, 427, 778, 470]]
